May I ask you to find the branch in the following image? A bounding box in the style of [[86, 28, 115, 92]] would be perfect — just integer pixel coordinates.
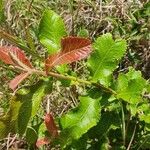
[[34, 70, 117, 95]]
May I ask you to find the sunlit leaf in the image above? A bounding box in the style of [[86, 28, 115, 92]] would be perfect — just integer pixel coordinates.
[[45, 37, 92, 72], [0, 46, 34, 90], [38, 9, 67, 54], [116, 67, 146, 104], [59, 96, 100, 147], [88, 33, 126, 86]]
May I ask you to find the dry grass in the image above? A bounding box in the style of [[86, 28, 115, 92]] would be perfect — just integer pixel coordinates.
[[0, 0, 149, 149]]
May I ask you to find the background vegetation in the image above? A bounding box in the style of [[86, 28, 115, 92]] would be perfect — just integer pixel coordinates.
[[0, 0, 149, 149]]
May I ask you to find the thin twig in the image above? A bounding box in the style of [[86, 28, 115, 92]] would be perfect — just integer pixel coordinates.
[[7, 134, 17, 149], [121, 102, 126, 146], [47, 98, 50, 114], [137, 135, 150, 150], [33, 69, 117, 95], [127, 122, 137, 150], [6, 133, 11, 150]]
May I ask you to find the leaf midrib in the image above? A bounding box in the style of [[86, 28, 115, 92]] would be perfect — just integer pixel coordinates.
[[93, 44, 114, 79], [50, 44, 90, 67]]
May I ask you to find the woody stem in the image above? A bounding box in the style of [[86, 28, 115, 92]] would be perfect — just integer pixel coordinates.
[[34, 70, 117, 95]]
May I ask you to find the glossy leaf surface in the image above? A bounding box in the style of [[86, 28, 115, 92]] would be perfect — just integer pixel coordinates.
[[38, 9, 67, 54]]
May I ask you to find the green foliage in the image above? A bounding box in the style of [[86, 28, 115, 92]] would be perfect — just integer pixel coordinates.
[[0, 79, 52, 137], [89, 111, 120, 139], [0, 5, 150, 150], [0, 97, 22, 139], [88, 33, 127, 86], [138, 103, 150, 124], [77, 28, 89, 38], [26, 126, 38, 144], [59, 96, 101, 147], [0, 0, 4, 24], [138, 134, 150, 149], [38, 9, 67, 54], [17, 79, 52, 135], [116, 67, 146, 104]]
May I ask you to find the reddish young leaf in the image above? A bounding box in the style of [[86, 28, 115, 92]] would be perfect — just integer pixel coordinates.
[[44, 113, 58, 138], [45, 36, 92, 73], [0, 46, 33, 68], [36, 138, 49, 148], [9, 72, 29, 90]]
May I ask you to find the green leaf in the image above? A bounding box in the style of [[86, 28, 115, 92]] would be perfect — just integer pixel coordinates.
[[88, 33, 127, 86], [138, 134, 150, 149], [59, 96, 101, 147], [65, 135, 88, 150], [0, 0, 4, 24], [38, 122, 47, 138], [77, 28, 89, 38], [17, 78, 52, 135], [26, 126, 38, 144], [146, 81, 150, 92], [0, 79, 52, 138], [89, 111, 120, 139], [38, 9, 67, 54], [0, 96, 22, 139], [116, 67, 146, 104], [138, 103, 150, 124]]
